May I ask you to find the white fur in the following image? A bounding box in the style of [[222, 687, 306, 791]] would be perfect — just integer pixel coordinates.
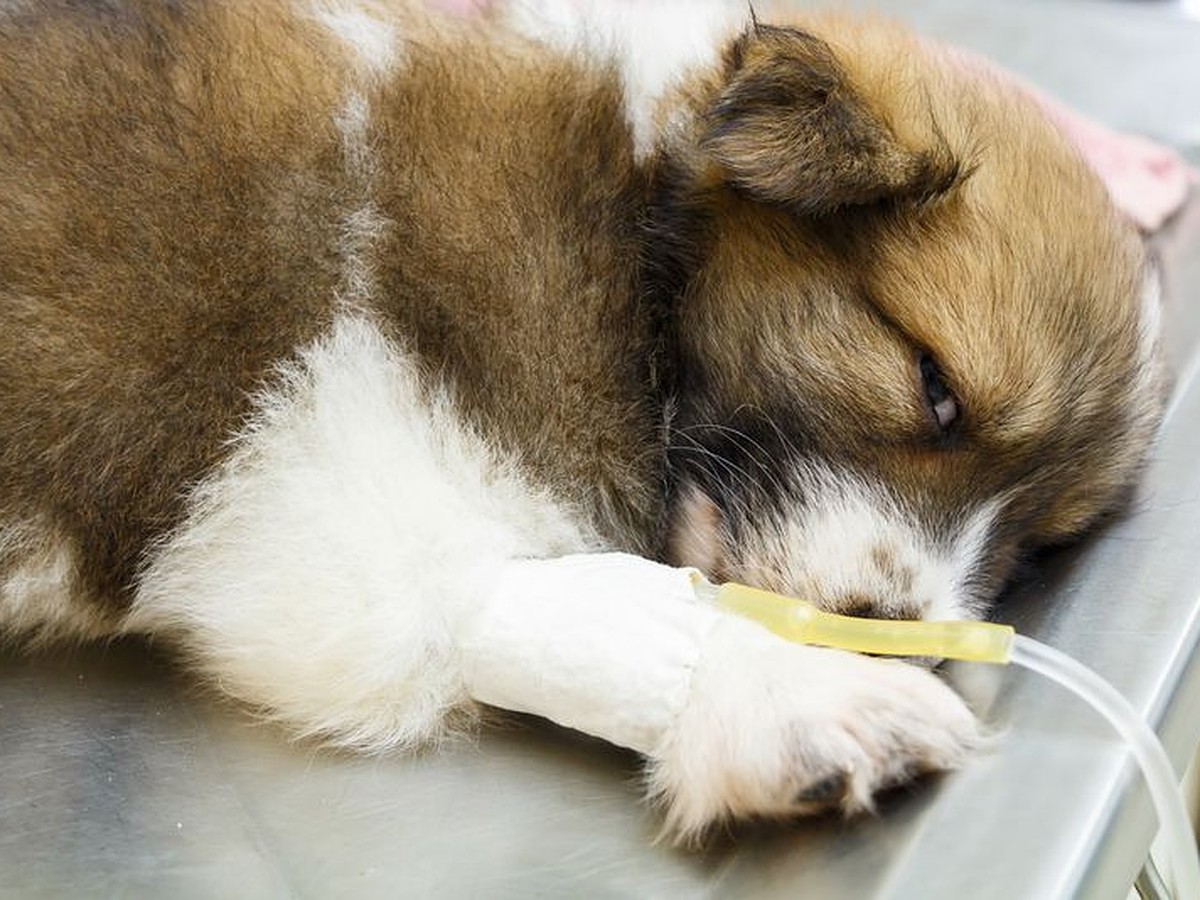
[[1137, 266, 1167, 415], [736, 466, 1001, 622], [331, 91, 390, 312], [333, 92, 377, 184], [129, 316, 597, 750], [313, 2, 402, 76], [1139, 267, 1164, 365], [504, 0, 744, 158], [938, 497, 1005, 620], [648, 612, 980, 840]]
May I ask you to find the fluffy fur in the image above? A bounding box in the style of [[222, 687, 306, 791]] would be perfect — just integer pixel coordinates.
[[0, 0, 1162, 840]]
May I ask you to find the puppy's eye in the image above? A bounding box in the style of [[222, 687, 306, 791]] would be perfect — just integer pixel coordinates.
[[919, 354, 958, 431]]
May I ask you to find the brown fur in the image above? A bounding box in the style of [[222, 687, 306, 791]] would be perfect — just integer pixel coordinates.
[[0, 1, 349, 613], [0, 2, 666, 622], [365, 19, 665, 550]]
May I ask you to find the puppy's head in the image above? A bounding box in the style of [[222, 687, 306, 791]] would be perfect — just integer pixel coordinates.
[[654, 18, 1163, 621]]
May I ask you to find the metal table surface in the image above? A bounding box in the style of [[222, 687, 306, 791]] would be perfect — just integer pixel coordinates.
[[2, 2, 1199, 898]]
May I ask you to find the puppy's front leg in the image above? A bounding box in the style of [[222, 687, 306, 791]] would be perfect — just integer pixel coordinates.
[[457, 553, 981, 842], [458, 553, 723, 756]]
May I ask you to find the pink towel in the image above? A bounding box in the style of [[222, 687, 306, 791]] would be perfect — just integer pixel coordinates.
[[425, 0, 1196, 232]]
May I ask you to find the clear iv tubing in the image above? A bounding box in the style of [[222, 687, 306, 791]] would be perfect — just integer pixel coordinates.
[[704, 581, 1200, 900], [1009, 634, 1200, 900]]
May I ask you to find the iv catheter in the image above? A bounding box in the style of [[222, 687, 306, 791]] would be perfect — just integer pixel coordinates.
[[696, 580, 1200, 900]]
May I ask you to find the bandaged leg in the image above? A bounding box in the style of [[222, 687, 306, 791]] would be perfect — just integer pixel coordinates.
[[457, 552, 723, 755], [457, 551, 981, 841]]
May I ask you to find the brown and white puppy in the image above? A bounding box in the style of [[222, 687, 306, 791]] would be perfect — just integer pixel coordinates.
[[0, 0, 1162, 840]]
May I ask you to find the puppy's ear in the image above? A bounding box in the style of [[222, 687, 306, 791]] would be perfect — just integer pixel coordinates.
[[701, 24, 961, 215]]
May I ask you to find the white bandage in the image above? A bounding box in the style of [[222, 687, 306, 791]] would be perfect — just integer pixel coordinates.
[[457, 553, 724, 755]]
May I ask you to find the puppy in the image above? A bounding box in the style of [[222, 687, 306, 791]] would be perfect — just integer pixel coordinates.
[[0, 0, 1162, 840]]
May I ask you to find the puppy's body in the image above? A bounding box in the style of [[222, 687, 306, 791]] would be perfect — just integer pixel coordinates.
[[0, 1, 1162, 836]]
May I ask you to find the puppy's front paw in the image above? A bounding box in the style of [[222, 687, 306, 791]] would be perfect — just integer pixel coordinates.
[[647, 617, 980, 843]]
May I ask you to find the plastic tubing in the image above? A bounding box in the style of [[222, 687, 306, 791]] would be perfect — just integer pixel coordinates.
[[705, 580, 1200, 899], [706, 581, 1015, 663], [1009, 634, 1200, 900]]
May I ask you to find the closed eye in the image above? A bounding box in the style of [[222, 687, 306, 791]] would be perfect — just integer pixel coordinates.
[[919, 354, 959, 432]]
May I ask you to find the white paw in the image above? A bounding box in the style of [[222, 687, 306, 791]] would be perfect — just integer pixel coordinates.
[[646, 616, 981, 843]]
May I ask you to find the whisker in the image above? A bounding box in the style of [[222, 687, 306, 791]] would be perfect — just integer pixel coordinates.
[[667, 443, 759, 523], [671, 421, 792, 500]]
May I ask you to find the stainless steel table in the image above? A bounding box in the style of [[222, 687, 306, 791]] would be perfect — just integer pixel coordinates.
[[2, 2, 1199, 897]]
